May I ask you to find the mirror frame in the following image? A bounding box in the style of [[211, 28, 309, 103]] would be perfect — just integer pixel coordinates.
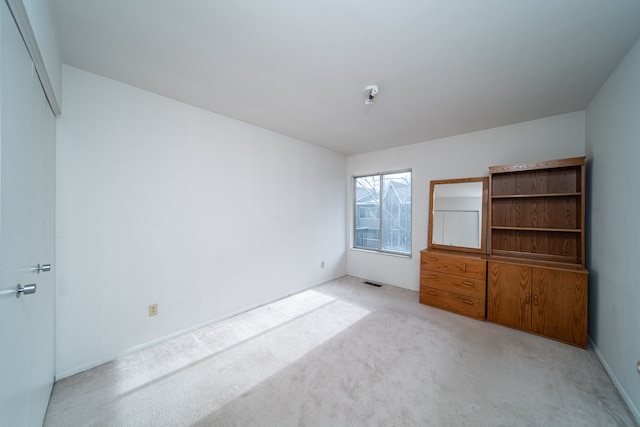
[[428, 176, 489, 254]]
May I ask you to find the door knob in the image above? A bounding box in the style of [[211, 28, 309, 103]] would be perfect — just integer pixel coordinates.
[[16, 283, 36, 298], [36, 263, 51, 273]]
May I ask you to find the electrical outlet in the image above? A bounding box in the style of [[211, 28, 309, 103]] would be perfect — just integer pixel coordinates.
[[321, 261, 325, 268], [149, 303, 158, 317]]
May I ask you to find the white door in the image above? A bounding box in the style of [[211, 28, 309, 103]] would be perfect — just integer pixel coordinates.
[[0, 2, 56, 426]]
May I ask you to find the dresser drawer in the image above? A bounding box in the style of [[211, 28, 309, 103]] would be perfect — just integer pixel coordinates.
[[420, 286, 485, 320], [421, 252, 486, 280], [420, 271, 486, 299]]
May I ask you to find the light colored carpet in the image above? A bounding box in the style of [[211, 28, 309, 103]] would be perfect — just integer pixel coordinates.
[[44, 275, 636, 426]]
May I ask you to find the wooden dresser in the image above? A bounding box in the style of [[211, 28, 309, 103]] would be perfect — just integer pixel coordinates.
[[420, 248, 487, 320]]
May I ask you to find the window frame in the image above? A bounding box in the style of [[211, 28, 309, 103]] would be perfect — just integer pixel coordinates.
[[352, 169, 412, 257]]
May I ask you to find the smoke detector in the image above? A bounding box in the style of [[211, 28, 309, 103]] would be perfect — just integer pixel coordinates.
[[365, 85, 379, 105]]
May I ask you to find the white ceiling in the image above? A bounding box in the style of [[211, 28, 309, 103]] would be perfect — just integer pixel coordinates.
[[50, 1, 640, 155]]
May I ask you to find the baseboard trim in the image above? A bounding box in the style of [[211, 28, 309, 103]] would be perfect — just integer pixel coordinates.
[[55, 274, 345, 380], [590, 337, 640, 425]]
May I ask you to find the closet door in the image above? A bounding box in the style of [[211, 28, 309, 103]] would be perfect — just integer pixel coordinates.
[[0, 2, 56, 426]]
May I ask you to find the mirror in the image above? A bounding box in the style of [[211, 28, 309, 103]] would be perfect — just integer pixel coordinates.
[[428, 177, 488, 254]]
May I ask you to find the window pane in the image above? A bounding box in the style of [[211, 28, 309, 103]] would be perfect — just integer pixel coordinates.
[[354, 171, 411, 255], [354, 176, 380, 250], [381, 172, 411, 254]]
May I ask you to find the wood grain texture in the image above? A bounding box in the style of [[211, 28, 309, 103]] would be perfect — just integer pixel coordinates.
[[420, 286, 485, 320], [491, 230, 581, 263], [487, 261, 588, 348], [488, 156, 586, 175], [532, 267, 588, 348], [421, 250, 487, 281], [487, 262, 530, 330], [419, 249, 487, 320], [485, 157, 588, 348], [420, 271, 486, 299], [491, 197, 579, 229], [489, 156, 585, 268]]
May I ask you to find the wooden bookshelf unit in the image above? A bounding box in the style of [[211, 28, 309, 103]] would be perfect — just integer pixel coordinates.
[[489, 157, 585, 265], [487, 157, 588, 348]]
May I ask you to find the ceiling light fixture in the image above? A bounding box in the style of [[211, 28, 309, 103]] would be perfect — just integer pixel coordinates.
[[365, 85, 379, 105]]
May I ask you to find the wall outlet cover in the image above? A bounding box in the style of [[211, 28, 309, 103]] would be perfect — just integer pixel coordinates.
[[149, 304, 158, 317]]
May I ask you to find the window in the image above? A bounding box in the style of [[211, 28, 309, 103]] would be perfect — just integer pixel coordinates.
[[354, 171, 411, 255], [358, 206, 379, 219]]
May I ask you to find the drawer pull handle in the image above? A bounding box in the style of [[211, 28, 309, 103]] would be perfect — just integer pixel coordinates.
[[461, 299, 474, 305], [427, 290, 438, 296], [462, 281, 474, 286], [428, 274, 438, 279], [461, 263, 467, 273], [525, 293, 531, 304], [428, 257, 438, 262], [533, 295, 538, 306]]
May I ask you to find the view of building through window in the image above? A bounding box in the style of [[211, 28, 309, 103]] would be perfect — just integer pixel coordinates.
[[354, 171, 411, 255]]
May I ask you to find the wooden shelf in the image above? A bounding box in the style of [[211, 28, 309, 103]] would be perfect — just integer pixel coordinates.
[[488, 254, 587, 271], [491, 192, 581, 199], [490, 160, 583, 198], [491, 226, 581, 233], [488, 156, 586, 174], [491, 249, 581, 264], [489, 156, 585, 266]]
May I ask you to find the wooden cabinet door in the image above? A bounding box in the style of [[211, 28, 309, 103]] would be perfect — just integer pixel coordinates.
[[532, 268, 588, 348], [487, 262, 531, 331]]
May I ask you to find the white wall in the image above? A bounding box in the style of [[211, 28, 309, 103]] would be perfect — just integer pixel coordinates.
[[55, 66, 346, 378], [585, 37, 640, 421], [346, 111, 586, 290]]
